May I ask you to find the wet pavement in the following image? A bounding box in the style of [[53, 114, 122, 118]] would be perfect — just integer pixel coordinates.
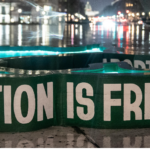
[[1, 126, 150, 148], [0, 126, 95, 148], [0, 23, 150, 55]]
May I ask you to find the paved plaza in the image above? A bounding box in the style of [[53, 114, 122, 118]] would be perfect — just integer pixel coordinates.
[[0, 126, 150, 148]]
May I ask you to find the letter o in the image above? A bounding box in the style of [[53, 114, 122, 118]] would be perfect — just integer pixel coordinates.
[[14, 85, 35, 124]]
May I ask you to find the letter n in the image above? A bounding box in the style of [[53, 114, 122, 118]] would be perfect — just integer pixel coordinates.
[[37, 82, 53, 121]]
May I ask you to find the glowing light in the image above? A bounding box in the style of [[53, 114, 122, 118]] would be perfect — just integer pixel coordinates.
[[126, 10, 129, 13], [44, 5, 50, 11], [11, 18, 14, 23], [102, 20, 115, 28], [11, 7, 14, 11], [36, 6, 40, 11], [44, 19, 48, 24], [75, 19, 78, 22], [142, 12, 145, 16], [18, 25, 22, 46], [132, 13, 135, 17], [138, 20, 143, 25], [75, 13, 86, 20], [71, 15, 74, 19], [0, 48, 103, 59], [118, 11, 121, 15], [120, 13, 124, 17], [71, 24, 74, 45], [42, 11, 46, 15], [18, 9, 22, 13]]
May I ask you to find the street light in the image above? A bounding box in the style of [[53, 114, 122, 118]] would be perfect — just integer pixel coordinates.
[[18, 9, 22, 13], [118, 11, 121, 15], [142, 12, 145, 16], [126, 10, 129, 13], [136, 13, 139, 16]]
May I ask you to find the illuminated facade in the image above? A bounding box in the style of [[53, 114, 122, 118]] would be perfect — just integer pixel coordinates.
[[85, 1, 99, 19], [0, 0, 58, 24]]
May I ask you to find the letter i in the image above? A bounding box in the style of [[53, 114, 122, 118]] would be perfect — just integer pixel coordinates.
[[67, 82, 74, 119]]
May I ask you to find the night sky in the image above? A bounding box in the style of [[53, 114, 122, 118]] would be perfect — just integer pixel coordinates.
[[81, 0, 114, 13]]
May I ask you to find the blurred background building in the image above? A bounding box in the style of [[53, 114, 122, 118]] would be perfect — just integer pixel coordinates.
[[0, 0, 59, 24], [100, 0, 150, 22], [85, 1, 99, 21], [1, 0, 150, 24], [58, 0, 87, 23]]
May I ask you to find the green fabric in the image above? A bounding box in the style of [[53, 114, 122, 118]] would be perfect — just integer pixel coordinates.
[[73, 63, 150, 74]]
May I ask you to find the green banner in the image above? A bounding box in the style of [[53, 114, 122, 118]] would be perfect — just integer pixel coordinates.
[[1, 50, 150, 132], [0, 63, 150, 132]]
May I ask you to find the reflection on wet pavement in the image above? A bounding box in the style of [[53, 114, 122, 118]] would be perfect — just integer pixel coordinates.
[[1, 126, 150, 148], [0, 126, 95, 148], [81, 127, 150, 148], [0, 23, 148, 55]]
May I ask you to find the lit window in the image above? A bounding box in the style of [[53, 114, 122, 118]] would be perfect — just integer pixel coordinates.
[[59, 8, 61, 11], [36, 6, 40, 11], [126, 3, 129, 7], [44, 5, 49, 11]]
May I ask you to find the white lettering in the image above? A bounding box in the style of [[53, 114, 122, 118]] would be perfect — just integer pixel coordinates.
[[124, 84, 142, 121], [76, 83, 94, 121], [134, 60, 146, 69], [104, 84, 121, 121], [67, 82, 74, 119], [37, 82, 53, 121], [144, 83, 150, 120], [110, 59, 120, 63], [103, 59, 107, 63], [14, 85, 35, 124], [4, 86, 12, 124], [146, 61, 150, 69]]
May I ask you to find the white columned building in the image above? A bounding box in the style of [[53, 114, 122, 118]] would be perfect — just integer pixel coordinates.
[[85, 1, 99, 20]]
